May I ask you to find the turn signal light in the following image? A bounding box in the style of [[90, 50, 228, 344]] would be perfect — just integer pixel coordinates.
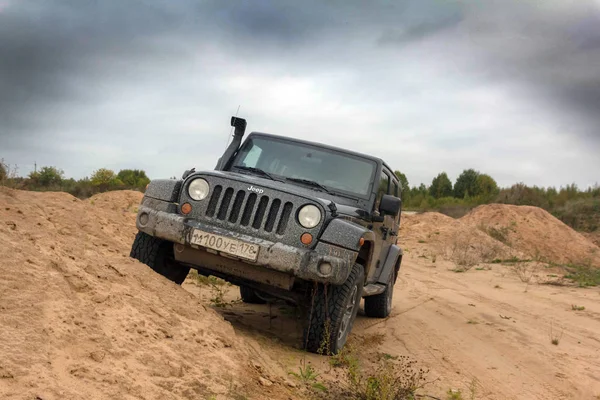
[[301, 233, 313, 245], [359, 237, 365, 246], [181, 203, 192, 215]]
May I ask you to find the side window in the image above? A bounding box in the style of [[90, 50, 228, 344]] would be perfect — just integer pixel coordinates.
[[391, 180, 398, 197], [375, 171, 390, 212]]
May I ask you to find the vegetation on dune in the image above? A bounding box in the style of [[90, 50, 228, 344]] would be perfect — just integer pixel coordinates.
[[0, 159, 150, 199], [0, 159, 6, 182], [394, 169, 599, 233]]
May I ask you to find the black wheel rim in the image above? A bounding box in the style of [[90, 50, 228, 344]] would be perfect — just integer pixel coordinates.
[[336, 283, 360, 349]]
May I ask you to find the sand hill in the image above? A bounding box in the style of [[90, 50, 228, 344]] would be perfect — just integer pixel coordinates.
[[0, 188, 285, 400], [461, 204, 600, 266], [400, 204, 600, 267]]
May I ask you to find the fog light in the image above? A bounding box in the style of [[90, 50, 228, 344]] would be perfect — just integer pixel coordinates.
[[319, 262, 333, 276], [181, 203, 192, 215], [301, 233, 313, 245]]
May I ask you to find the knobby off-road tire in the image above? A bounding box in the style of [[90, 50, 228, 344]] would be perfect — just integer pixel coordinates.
[[364, 269, 396, 318], [303, 263, 364, 355], [239, 286, 267, 304], [130, 232, 190, 285]]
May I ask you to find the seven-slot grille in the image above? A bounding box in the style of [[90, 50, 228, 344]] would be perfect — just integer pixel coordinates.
[[205, 185, 294, 235]]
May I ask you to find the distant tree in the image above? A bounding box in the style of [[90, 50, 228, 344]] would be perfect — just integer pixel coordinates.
[[90, 168, 122, 191], [394, 170, 409, 192], [90, 168, 116, 186], [0, 159, 6, 181], [429, 172, 453, 199], [117, 169, 150, 188], [476, 174, 499, 198], [454, 169, 480, 198], [29, 166, 64, 187]]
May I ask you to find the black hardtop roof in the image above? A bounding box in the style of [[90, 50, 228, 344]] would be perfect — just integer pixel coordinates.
[[247, 131, 396, 176]]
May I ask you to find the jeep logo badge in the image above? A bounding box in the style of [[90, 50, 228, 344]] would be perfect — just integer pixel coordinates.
[[247, 185, 264, 194]]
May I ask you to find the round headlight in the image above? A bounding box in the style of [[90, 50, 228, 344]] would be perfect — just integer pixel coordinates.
[[298, 204, 321, 229], [188, 178, 210, 201]]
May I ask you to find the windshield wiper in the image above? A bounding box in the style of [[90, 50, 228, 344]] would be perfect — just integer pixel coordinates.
[[285, 177, 336, 195], [231, 165, 278, 181]]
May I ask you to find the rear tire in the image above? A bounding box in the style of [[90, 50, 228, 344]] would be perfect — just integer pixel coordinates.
[[303, 263, 364, 355], [239, 286, 267, 304], [130, 232, 190, 285], [364, 269, 395, 318]]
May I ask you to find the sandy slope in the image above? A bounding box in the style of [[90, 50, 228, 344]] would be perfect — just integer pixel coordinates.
[[3, 190, 600, 400], [583, 231, 600, 248], [461, 204, 600, 266], [400, 211, 519, 265], [0, 188, 291, 400]]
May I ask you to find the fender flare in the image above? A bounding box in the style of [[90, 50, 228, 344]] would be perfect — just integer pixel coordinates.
[[319, 218, 375, 251], [377, 245, 403, 285], [145, 179, 182, 202]]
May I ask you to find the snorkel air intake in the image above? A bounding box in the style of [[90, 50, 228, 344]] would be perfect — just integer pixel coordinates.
[[215, 116, 247, 171]]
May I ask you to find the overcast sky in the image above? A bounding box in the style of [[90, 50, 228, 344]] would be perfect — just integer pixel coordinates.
[[1, 0, 599, 188]]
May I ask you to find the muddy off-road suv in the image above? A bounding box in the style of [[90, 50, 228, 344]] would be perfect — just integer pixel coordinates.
[[130, 117, 403, 354]]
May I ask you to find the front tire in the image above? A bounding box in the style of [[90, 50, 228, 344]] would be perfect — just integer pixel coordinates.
[[303, 263, 364, 355], [130, 232, 190, 285]]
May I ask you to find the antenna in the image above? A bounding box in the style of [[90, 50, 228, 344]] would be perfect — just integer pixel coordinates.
[[225, 105, 241, 151]]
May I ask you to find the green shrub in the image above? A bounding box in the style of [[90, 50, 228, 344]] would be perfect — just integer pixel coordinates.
[[117, 169, 151, 189], [552, 198, 600, 232], [564, 264, 600, 287], [0, 159, 6, 182], [28, 166, 64, 187]]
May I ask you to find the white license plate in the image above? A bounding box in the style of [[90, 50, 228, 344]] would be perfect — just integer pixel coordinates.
[[190, 229, 259, 261]]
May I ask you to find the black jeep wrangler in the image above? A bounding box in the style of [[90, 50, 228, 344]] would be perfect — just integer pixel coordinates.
[[130, 116, 403, 354]]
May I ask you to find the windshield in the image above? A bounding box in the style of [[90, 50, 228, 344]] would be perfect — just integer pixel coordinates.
[[230, 136, 377, 198]]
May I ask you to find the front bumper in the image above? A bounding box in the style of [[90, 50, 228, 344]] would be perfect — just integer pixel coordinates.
[[135, 200, 357, 287]]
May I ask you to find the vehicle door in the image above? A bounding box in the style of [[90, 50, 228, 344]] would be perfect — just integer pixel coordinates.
[[368, 169, 392, 282]]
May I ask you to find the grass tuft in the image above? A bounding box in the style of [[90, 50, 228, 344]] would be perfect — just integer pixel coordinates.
[[563, 263, 600, 287]]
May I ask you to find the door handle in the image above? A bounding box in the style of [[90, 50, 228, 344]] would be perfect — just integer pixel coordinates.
[[380, 226, 389, 240]]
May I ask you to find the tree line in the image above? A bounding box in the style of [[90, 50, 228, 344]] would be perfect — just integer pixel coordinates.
[[0, 160, 150, 199], [1, 160, 597, 232], [393, 168, 599, 232]]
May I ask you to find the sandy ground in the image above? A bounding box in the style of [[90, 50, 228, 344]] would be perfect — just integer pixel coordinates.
[[195, 253, 600, 400], [0, 188, 292, 400], [2, 188, 600, 399]]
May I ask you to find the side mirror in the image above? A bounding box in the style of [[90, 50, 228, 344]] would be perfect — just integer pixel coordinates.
[[379, 194, 401, 216]]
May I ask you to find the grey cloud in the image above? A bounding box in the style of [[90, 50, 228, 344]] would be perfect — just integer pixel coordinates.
[[465, 2, 600, 142], [373, 1, 600, 143], [0, 0, 598, 187]]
